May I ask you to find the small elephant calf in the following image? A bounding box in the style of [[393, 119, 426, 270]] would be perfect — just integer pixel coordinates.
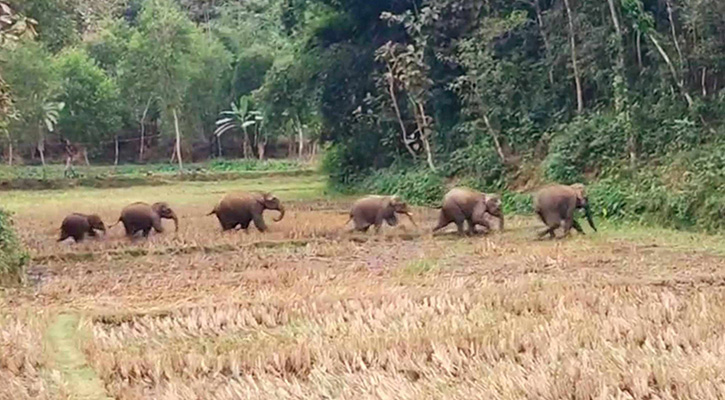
[[208, 192, 285, 232], [110, 202, 179, 238], [433, 188, 504, 236], [346, 195, 417, 233], [58, 213, 106, 243]]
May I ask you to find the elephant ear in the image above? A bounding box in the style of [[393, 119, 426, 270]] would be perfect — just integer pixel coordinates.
[[252, 192, 267, 205]]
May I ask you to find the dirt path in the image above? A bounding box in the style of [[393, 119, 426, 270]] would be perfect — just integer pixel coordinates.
[[46, 314, 111, 400]]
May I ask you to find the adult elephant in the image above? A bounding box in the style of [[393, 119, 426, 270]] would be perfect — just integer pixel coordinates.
[[534, 183, 596, 239], [58, 213, 106, 242], [432, 188, 504, 236], [111, 202, 178, 238], [346, 195, 417, 233], [208, 192, 285, 232]]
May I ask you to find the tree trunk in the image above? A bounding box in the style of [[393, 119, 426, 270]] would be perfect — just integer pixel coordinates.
[[385, 65, 417, 159], [114, 135, 120, 166], [296, 116, 305, 158], [606, 0, 636, 169], [702, 67, 707, 97], [665, 0, 684, 68], [564, 0, 584, 114], [6, 133, 12, 166], [648, 34, 694, 108], [217, 135, 223, 157], [257, 139, 266, 160], [287, 133, 294, 158], [483, 115, 506, 163], [636, 31, 642, 69], [139, 96, 152, 162], [242, 127, 251, 158], [533, 0, 554, 85], [37, 126, 45, 167], [172, 108, 183, 171], [414, 100, 436, 171]]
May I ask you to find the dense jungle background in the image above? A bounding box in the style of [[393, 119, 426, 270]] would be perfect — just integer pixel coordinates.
[[2, 0, 725, 231]]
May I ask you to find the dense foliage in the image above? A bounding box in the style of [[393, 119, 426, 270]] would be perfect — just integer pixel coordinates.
[[2, 0, 725, 230], [0, 209, 28, 284]]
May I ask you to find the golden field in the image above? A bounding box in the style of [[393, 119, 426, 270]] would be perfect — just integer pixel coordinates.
[[3, 174, 725, 399]]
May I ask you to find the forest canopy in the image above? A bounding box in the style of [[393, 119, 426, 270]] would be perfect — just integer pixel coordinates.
[[1, 0, 725, 209]]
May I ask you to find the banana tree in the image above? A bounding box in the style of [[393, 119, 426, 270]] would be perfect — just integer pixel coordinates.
[[35, 100, 64, 167], [215, 95, 263, 159]]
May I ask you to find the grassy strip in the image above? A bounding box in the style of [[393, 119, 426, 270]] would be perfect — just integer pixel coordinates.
[[0, 168, 317, 191], [45, 314, 111, 400]]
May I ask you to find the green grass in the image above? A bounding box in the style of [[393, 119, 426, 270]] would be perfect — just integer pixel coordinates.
[[0, 159, 306, 180], [0, 174, 327, 213]]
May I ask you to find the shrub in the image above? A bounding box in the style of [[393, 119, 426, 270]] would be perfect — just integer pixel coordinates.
[[544, 113, 626, 183], [0, 209, 28, 285], [360, 167, 445, 207], [443, 137, 505, 190]]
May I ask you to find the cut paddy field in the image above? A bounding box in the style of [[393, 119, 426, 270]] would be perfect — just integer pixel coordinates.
[[3, 173, 725, 399]]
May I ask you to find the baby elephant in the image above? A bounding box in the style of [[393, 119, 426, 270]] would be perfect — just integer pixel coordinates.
[[433, 188, 504, 235], [58, 213, 106, 242], [208, 192, 285, 232], [111, 202, 178, 238], [346, 195, 417, 233], [534, 183, 596, 239]]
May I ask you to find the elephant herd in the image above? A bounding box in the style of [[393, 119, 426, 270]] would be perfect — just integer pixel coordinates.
[[57, 183, 597, 243]]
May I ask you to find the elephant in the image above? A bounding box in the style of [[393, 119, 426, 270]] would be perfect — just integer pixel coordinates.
[[110, 202, 179, 238], [208, 192, 285, 232], [345, 195, 417, 233], [432, 188, 504, 235], [534, 183, 596, 239], [58, 213, 106, 242]]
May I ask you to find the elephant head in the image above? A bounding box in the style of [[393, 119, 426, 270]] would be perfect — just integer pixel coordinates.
[[151, 202, 179, 232], [484, 194, 504, 230], [389, 196, 417, 227], [256, 192, 285, 222], [86, 214, 107, 235], [570, 183, 596, 232]]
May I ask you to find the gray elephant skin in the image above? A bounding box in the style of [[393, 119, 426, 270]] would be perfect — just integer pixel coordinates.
[[208, 192, 285, 232], [58, 213, 106, 242], [346, 195, 416, 233], [111, 202, 179, 238], [534, 183, 596, 238], [433, 188, 504, 235]]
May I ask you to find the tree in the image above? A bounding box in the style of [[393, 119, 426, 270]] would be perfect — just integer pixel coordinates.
[[54, 48, 121, 158], [127, 0, 198, 170], [2, 41, 59, 166]]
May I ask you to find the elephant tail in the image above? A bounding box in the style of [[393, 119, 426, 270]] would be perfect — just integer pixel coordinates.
[[107, 219, 122, 230], [207, 206, 217, 216]]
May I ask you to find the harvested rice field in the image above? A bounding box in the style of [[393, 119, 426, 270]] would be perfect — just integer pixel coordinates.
[[3, 174, 725, 399]]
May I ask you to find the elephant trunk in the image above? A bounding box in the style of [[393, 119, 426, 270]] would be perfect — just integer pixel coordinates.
[[273, 204, 285, 222], [584, 204, 597, 232], [403, 211, 418, 228], [170, 212, 179, 232]]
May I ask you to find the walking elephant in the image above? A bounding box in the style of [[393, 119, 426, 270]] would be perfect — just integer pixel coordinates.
[[346, 195, 417, 233], [111, 202, 178, 238], [208, 192, 285, 232], [432, 188, 504, 235], [534, 183, 596, 239], [58, 213, 106, 242]]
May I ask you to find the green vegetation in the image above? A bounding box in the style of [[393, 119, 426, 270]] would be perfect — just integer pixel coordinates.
[[0, 209, 28, 284], [2, 0, 725, 232]]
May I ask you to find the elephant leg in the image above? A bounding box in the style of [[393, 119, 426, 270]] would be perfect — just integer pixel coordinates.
[[538, 221, 559, 239], [122, 222, 134, 237], [252, 213, 268, 232], [466, 219, 477, 236], [72, 233, 84, 243], [142, 227, 151, 238], [432, 213, 451, 233], [152, 216, 164, 233], [454, 220, 465, 235], [58, 232, 69, 242], [571, 218, 585, 235]]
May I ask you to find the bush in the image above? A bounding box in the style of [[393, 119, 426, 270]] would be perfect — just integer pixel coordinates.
[[443, 137, 505, 190], [0, 209, 28, 285], [360, 167, 445, 207], [544, 113, 626, 183]]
